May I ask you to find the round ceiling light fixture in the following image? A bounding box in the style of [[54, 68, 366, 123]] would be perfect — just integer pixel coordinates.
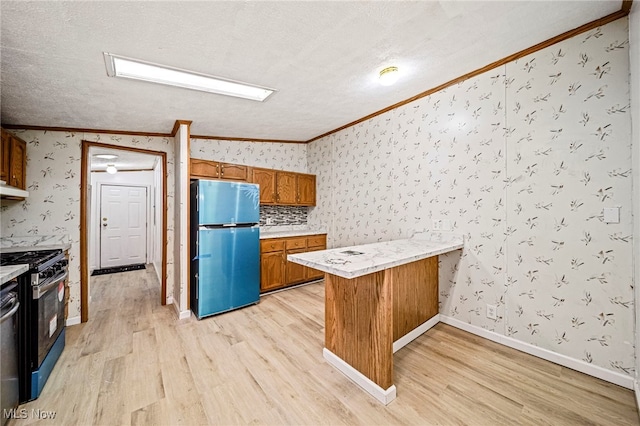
[[106, 164, 118, 174], [379, 66, 399, 86]]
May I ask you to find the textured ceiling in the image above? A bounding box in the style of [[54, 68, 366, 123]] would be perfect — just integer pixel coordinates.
[[0, 1, 624, 142]]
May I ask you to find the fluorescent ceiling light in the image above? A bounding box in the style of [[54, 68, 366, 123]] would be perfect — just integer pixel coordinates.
[[94, 154, 118, 160], [103, 53, 276, 102]]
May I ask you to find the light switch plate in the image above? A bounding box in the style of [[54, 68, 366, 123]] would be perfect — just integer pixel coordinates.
[[603, 207, 620, 224]]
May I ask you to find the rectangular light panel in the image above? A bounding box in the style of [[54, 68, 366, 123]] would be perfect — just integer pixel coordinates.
[[103, 53, 275, 102]]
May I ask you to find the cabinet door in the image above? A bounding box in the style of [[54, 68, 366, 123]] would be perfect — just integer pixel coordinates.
[[9, 135, 26, 189], [297, 174, 316, 206], [285, 247, 307, 285], [190, 158, 219, 179], [305, 236, 326, 280], [276, 172, 297, 205], [304, 250, 325, 280], [252, 168, 276, 204], [1, 129, 10, 182], [260, 251, 286, 292], [220, 163, 248, 181]]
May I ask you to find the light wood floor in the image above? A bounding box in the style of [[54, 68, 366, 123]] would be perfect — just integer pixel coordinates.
[[14, 266, 639, 425]]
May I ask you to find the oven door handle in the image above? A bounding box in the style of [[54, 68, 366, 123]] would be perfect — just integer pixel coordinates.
[[0, 296, 20, 323], [33, 270, 68, 299]]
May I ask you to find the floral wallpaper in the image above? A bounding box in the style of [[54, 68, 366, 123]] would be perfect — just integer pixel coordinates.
[[0, 131, 176, 322], [307, 19, 633, 375], [190, 138, 308, 173]]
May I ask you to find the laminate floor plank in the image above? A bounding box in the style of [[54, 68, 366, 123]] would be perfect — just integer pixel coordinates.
[[13, 267, 639, 425]]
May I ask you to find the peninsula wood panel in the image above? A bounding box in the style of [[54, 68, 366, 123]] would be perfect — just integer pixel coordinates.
[[325, 271, 393, 390], [392, 256, 439, 341]]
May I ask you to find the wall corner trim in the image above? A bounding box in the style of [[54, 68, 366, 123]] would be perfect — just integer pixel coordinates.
[[171, 120, 193, 137], [440, 315, 634, 389]]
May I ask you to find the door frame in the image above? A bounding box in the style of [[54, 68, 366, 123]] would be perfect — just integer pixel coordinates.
[[97, 182, 150, 269], [80, 140, 168, 322]]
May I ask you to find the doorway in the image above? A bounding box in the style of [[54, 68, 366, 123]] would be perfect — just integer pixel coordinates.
[[99, 184, 148, 269], [80, 141, 168, 323]]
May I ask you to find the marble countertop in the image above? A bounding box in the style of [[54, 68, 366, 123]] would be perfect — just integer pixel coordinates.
[[260, 225, 327, 240], [287, 231, 464, 279], [1, 264, 30, 285]]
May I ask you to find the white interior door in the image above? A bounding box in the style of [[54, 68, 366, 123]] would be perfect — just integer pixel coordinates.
[[100, 184, 147, 269]]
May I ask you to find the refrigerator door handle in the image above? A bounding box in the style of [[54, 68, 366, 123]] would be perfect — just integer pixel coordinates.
[[195, 273, 199, 299]]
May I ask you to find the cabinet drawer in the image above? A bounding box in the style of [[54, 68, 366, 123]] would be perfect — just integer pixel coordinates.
[[260, 239, 285, 253], [306, 235, 326, 248], [285, 238, 307, 250]]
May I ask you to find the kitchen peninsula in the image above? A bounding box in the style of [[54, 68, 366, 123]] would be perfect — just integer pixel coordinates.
[[288, 232, 464, 404]]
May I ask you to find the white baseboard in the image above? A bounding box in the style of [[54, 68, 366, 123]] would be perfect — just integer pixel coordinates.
[[323, 348, 396, 405], [65, 316, 81, 326], [439, 315, 634, 390], [393, 315, 440, 353], [172, 301, 190, 320]]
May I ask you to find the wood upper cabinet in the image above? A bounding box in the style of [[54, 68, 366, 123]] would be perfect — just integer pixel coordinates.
[[190, 157, 316, 206], [275, 172, 297, 205], [219, 163, 248, 181], [1, 129, 26, 190], [190, 158, 247, 181], [297, 173, 316, 206], [191, 158, 220, 179], [1, 130, 10, 183], [252, 168, 276, 204]]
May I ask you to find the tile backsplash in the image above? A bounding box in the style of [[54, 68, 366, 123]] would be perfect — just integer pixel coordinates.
[[260, 205, 308, 226]]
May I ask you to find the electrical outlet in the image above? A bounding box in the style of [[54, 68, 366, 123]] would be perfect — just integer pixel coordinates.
[[486, 304, 497, 320], [266, 218, 274, 225], [432, 219, 441, 231]]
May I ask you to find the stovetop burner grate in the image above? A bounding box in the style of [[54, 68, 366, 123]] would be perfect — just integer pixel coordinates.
[[0, 249, 63, 269]]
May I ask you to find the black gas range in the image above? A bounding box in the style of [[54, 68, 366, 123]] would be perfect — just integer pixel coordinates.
[[0, 249, 68, 403]]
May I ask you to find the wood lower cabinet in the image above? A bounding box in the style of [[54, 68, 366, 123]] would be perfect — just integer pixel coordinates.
[[260, 234, 327, 293], [285, 247, 307, 284], [260, 251, 286, 292], [1, 128, 27, 191]]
